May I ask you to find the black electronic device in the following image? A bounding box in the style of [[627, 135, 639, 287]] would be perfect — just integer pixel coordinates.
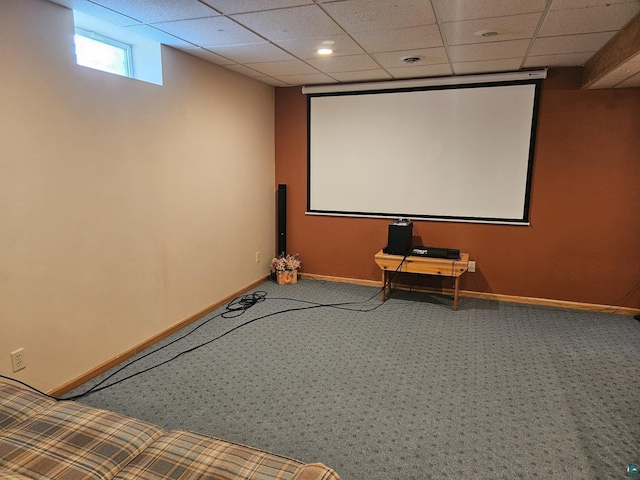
[[277, 184, 286, 255], [386, 218, 413, 255], [411, 246, 460, 260]]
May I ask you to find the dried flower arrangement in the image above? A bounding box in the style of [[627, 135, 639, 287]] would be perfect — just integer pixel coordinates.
[[270, 253, 301, 272]]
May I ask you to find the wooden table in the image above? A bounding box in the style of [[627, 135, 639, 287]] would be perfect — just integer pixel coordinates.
[[374, 249, 469, 310]]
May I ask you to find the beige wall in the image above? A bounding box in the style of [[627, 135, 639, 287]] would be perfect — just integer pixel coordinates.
[[0, 0, 276, 392]]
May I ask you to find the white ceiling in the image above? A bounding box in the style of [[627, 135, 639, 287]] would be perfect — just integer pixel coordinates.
[[48, 0, 640, 89]]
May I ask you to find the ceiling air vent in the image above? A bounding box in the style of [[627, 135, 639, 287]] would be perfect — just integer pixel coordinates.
[[400, 56, 422, 64]]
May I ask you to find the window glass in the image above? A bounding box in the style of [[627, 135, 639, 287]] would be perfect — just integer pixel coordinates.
[[74, 30, 132, 77]]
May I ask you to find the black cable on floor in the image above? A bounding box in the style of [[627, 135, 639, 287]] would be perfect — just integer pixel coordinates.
[[4, 272, 410, 402], [0, 374, 59, 401], [61, 301, 334, 400], [60, 291, 270, 400]]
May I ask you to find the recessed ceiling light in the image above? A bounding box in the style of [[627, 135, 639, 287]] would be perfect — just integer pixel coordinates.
[[322, 40, 335, 45], [317, 48, 333, 55]]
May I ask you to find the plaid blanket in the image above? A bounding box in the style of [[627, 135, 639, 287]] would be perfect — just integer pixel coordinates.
[[0, 470, 33, 479], [0, 383, 341, 480], [0, 384, 56, 430], [113, 430, 340, 480], [0, 400, 164, 479]]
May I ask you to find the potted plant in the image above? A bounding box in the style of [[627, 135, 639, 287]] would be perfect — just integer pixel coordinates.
[[271, 253, 301, 284]]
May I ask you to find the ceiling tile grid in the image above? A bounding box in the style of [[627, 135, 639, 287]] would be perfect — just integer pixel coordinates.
[[524, 51, 597, 69], [207, 42, 296, 64], [274, 34, 366, 59], [529, 32, 617, 56], [46, 0, 640, 88], [230, 5, 345, 42], [200, 0, 315, 15], [539, 2, 640, 37], [350, 24, 444, 53], [321, 0, 437, 32], [431, 0, 548, 23], [372, 47, 449, 68], [440, 12, 544, 46]]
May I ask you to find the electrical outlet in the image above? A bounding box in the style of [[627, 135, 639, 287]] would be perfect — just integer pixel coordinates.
[[255, 251, 260, 263], [11, 348, 26, 372], [468, 261, 476, 273]]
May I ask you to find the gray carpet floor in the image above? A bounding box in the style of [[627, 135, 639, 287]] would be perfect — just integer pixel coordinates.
[[68, 279, 640, 479]]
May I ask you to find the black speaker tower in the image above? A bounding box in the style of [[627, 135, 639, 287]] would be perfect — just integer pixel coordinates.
[[277, 184, 287, 255]]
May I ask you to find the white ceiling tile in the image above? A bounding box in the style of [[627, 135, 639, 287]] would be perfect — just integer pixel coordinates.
[[539, 3, 640, 36], [352, 24, 443, 53], [329, 69, 394, 83], [205, 42, 295, 63], [322, 0, 436, 32], [372, 47, 448, 68], [244, 59, 320, 76], [274, 34, 366, 58], [387, 63, 453, 78], [442, 13, 542, 46], [179, 47, 236, 65], [46, 0, 74, 7], [200, 0, 314, 15], [550, 0, 637, 10], [452, 58, 523, 75], [523, 52, 595, 68], [254, 76, 291, 87], [123, 24, 193, 47], [48, 0, 640, 88], [231, 5, 344, 41], [59, 0, 141, 26], [529, 31, 616, 56], [449, 39, 530, 63], [89, 0, 218, 24], [305, 54, 380, 72], [432, 0, 547, 23], [154, 16, 264, 46], [224, 64, 265, 77], [271, 72, 338, 86]]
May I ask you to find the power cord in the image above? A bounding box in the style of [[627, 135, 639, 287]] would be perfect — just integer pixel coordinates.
[[59, 276, 413, 400], [5, 272, 636, 402], [2, 294, 269, 401], [377, 253, 409, 301], [60, 291, 273, 400], [222, 291, 266, 317], [2, 262, 412, 402], [0, 374, 59, 401]]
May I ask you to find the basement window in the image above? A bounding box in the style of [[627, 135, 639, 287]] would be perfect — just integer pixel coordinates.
[[74, 29, 133, 77], [72, 10, 163, 86]]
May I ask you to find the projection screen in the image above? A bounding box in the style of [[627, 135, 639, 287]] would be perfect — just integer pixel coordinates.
[[306, 78, 541, 224]]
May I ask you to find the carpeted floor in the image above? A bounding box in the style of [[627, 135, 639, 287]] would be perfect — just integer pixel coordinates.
[[68, 279, 640, 479]]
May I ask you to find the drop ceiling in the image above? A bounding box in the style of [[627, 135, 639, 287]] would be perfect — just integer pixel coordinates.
[[47, 0, 640, 89]]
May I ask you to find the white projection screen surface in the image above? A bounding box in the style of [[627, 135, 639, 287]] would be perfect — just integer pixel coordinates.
[[307, 81, 541, 224]]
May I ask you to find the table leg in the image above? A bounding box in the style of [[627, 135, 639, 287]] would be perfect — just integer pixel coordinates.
[[381, 270, 387, 302], [453, 276, 460, 311]]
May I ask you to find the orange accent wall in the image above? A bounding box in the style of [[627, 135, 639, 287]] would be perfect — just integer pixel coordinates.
[[275, 68, 640, 308]]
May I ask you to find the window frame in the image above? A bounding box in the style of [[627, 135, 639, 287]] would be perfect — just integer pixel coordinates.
[[74, 27, 134, 78]]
